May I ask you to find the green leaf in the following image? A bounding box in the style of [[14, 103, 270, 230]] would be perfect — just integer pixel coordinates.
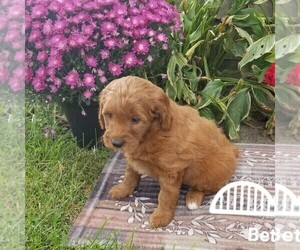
[[233, 14, 250, 20], [167, 56, 177, 85], [235, 27, 253, 45], [251, 64, 263, 80], [188, 25, 205, 44], [276, 0, 293, 4], [199, 107, 215, 120], [225, 88, 251, 139], [251, 87, 275, 114], [182, 83, 196, 104], [172, 50, 188, 68], [203, 56, 210, 78], [233, 8, 264, 26], [252, 0, 268, 4], [288, 51, 300, 63], [183, 65, 201, 92], [276, 34, 300, 59], [228, 0, 250, 14], [196, 79, 224, 109], [264, 52, 275, 63], [185, 40, 203, 60], [238, 34, 275, 69], [224, 32, 249, 57], [276, 84, 300, 115], [202, 103, 224, 123], [165, 81, 177, 100]]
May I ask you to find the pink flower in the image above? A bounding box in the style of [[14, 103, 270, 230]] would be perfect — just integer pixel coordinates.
[[131, 16, 142, 27], [28, 29, 42, 43], [104, 38, 118, 49], [65, 70, 80, 88], [24, 0, 181, 100], [133, 39, 149, 55], [73, 12, 89, 24], [83, 73, 95, 87], [12, 67, 24, 79], [100, 76, 107, 83], [122, 52, 138, 68], [47, 68, 56, 79], [82, 24, 95, 36], [36, 66, 47, 78], [55, 38, 68, 51], [148, 1, 158, 9], [53, 20, 67, 33], [162, 43, 168, 50], [34, 41, 44, 50], [69, 34, 88, 47], [147, 55, 153, 62], [5, 30, 19, 42], [50, 84, 58, 93], [129, 7, 140, 15], [0, 15, 8, 30], [53, 78, 62, 87], [161, 73, 167, 79], [138, 28, 148, 36], [0, 65, 9, 82], [97, 69, 105, 77], [101, 21, 118, 35], [25, 67, 33, 82], [37, 51, 48, 62], [113, 3, 128, 15], [62, 0, 75, 13], [49, 35, 66, 47], [108, 62, 123, 76], [85, 55, 98, 68], [49, 1, 61, 12], [83, 1, 98, 11], [121, 20, 132, 29], [48, 55, 63, 69], [42, 20, 52, 35], [32, 76, 46, 92], [31, 5, 47, 19], [83, 89, 93, 99], [9, 76, 24, 92], [14, 51, 25, 62], [156, 33, 168, 43], [31, 21, 42, 29]]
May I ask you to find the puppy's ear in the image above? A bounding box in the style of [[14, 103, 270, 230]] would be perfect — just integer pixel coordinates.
[[151, 89, 173, 131], [98, 91, 106, 129]]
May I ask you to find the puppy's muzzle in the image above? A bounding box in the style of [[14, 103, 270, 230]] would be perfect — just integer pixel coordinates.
[[111, 139, 124, 148]]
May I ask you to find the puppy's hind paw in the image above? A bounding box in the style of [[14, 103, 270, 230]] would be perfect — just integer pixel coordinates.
[[187, 202, 199, 210], [186, 189, 205, 211]]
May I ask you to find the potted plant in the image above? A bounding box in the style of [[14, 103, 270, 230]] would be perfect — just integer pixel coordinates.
[[25, 0, 181, 148]]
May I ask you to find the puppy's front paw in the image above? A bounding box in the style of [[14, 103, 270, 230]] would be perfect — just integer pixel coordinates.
[[149, 209, 173, 228], [109, 184, 131, 199]]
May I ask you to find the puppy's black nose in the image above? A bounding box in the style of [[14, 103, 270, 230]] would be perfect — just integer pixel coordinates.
[[112, 139, 124, 148]]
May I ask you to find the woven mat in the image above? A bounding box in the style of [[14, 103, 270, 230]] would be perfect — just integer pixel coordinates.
[[68, 144, 300, 249]]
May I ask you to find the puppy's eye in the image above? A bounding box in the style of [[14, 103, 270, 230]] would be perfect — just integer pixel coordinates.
[[104, 112, 113, 119], [131, 117, 140, 124]]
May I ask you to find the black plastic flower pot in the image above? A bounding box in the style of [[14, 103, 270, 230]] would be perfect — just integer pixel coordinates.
[[61, 101, 104, 149]]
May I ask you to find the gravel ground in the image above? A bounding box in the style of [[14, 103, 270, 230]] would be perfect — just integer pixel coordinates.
[[237, 123, 274, 144]]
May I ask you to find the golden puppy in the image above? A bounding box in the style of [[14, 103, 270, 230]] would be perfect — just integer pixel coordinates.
[[99, 76, 239, 228]]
